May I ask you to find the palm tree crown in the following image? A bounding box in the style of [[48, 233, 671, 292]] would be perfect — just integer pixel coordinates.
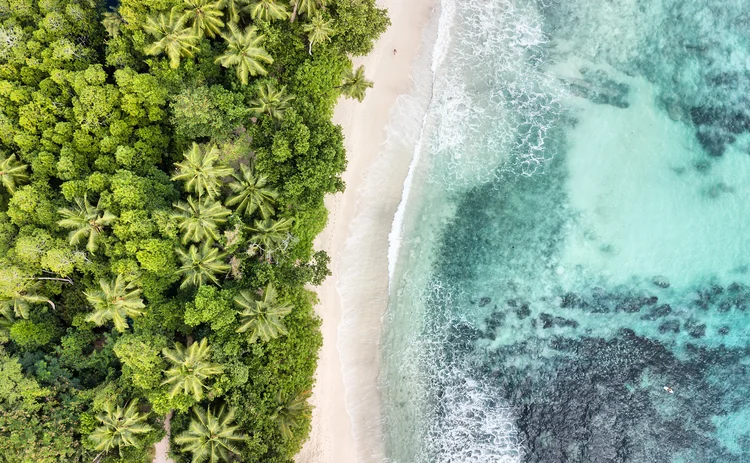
[[226, 163, 278, 219], [0, 282, 49, 320], [290, 0, 326, 21], [176, 243, 231, 288], [247, 217, 293, 260], [144, 7, 200, 69], [89, 402, 153, 455], [175, 405, 246, 463], [271, 390, 311, 440], [162, 338, 224, 401], [249, 83, 295, 121], [222, 0, 248, 23], [172, 143, 234, 199], [340, 65, 373, 102], [85, 276, 146, 332], [234, 283, 292, 342], [0, 153, 29, 194], [182, 0, 225, 38], [57, 196, 116, 253], [302, 13, 335, 54], [0, 311, 12, 342], [247, 0, 288, 21], [173, 196, 231, 244], [215, 23, 273, 85]]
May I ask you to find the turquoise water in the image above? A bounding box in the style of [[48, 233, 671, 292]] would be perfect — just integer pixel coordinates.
[[382, 0, 750, 461]]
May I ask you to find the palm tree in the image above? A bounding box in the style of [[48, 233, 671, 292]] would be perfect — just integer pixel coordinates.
[[339, 65, 373, 102], [176, 244, 230, 288], [173, 196, 231, 245], [101, 12, 123, 39], [215, 23, 273, 85], [0, 153, 29, 194], [144, 7, 200, 69], [89, 402, 153, 455], [223, 0, 248, 23], [172, 143, 234, 199], [182, 0, 225, 38], [162, 338, 224, 400], [234, 283, 292, 342], [0, 311, 12, 341], [247, 217, 293, 260], [271, 390, 311, 440], [302, 13, 334, 54], [175, 405, 246, 463], [249, 83, 295, 121], [57, 196, 117, 253], [289, 0, 326, 22], [0, 282, 49, 320], [226, 164, 278, 219], [85, 276, 146, 332], [247, 0, 288, 21]]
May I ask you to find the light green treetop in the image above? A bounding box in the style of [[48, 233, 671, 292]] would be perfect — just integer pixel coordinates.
[[215, 23, 273, 85], [162, 338, 224, 400]]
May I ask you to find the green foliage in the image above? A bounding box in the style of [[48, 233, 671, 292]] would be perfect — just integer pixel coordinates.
[[184, 286, 236, 331], [57, 196, 117, 253], [136, 238, 178, 274], [234, 283, 292, 343], [215, 24, 273, 85], [144, 7, 201, 69], [247, 0, 289, 21], [303, 13, 335, 55], [162, 338, 224, 401], [172, 143, 233, 199], [0, 153, 29, 194], [226, 163, 278, 219], [0, 347, 48, 412], [271, 389, 312, 440], [0, 0, 387, 459], [171, 85, 251, 141], [330, 0, 390, 56], [89, 401, 154, 454], [339, 64, 373, 102], [9, 319, 58, 349], [174, 405, 247, 463], [182, 0, 226, 39], [247, 217, 293, 261], [84, 276, 146, 332], [176, 242, 230, 288], [173, 196, 231, 244], [249, 82, 295, 121], [114, 334, 168, 390]]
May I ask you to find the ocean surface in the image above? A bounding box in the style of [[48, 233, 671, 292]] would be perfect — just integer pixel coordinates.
[[381, 0, 750, 462]]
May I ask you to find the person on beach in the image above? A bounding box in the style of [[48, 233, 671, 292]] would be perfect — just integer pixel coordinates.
[[393, 48, 397, 55]]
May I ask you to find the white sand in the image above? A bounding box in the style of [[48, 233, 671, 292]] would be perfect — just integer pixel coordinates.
[[296, 1, 436, 462], [153, 413, 174, 463]]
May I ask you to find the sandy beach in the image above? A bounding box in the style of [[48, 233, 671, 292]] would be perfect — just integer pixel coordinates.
[[296, 1, 435, 462]]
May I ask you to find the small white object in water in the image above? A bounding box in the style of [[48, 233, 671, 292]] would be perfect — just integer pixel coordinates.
[[663, 386, 674, 394], [556, 266, 565, 275]]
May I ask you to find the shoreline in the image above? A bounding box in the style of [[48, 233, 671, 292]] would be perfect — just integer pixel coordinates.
[[296, 1, 436, 461]]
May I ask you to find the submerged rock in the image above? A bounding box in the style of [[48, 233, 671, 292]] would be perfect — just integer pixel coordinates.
[[659, 320, 680, 333], [641, 304, 672, 321], [539, 313, 579, 329], [517, 303, 531, 319], [652, 276, 671, 289]]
